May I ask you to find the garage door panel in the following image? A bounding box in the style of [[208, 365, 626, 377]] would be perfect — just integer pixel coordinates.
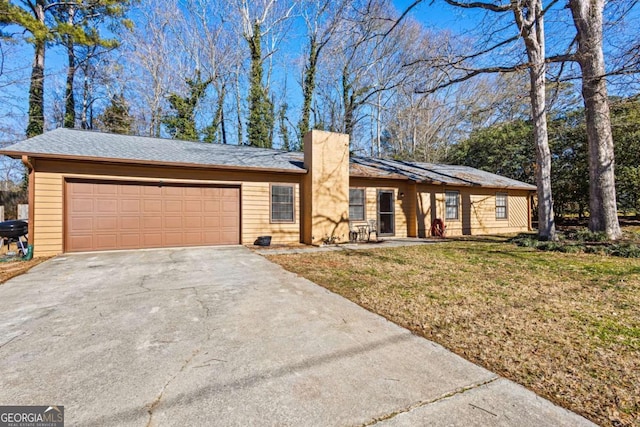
[[222, 200, 237, 212], [68, 235, 93, 251], [221, 214, 239, 226], [203, 187, 220, 197], [164, 232, 183, 246], [69, 217, 93, 232], [96, 234, 118, 249], [164, 200, 182, 212], [143, 199, 162, 213], [203, 230, 220, 242], [185, 187, 204, 197], [143, 233, 163, 247], [184, 231, 202, 243], [120, 186, 141, 195], [96, 217, 117, 230], [70, 182, 94, 194], [163, 186, 183, 196], [97, 199, 117, 213], [204, 216, 220, 227], [71, 198, 94, 213], [163, 216, 183, 229], [143, 186, 162, 196], [120, 234, 141, 248], [96, 184, 118, 195], [204, 200, 220, 213], [185, 200, 202, 213], [120, 199, 141, 213], [120, 216, 140, 230], [142, 216, 162, 229], [66, 181, 239, 252], [184, 216, 203, 228]]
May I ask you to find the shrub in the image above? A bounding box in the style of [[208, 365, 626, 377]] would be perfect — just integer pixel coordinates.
[[607, 243, 640, 258], [569, 228, 609, 242]]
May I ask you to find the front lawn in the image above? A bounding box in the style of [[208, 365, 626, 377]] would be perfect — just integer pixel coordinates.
[[268, 240, 640, 427]]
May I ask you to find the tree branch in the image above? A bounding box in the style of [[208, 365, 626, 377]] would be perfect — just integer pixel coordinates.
[[416, 63, 529, 94], [443, 0, 511, 13]]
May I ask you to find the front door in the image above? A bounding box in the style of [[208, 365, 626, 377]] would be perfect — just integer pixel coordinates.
[[377, 190, 395, 236]]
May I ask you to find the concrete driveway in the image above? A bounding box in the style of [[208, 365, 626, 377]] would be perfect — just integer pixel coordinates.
[[0, 246, 593, 426]]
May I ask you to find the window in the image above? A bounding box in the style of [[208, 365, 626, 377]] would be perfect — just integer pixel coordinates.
[[445, 191, 459, 220], [349, 188, 365, 221], [271, 185, 294, 223], [496, 193, 508, 219]]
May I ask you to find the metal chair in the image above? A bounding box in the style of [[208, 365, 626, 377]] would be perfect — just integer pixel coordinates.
[[348, 222, 359, 242], [367, 220, 377, 241]]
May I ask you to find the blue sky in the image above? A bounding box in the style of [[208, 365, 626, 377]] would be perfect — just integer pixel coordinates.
[[1, 0, 638, 144]]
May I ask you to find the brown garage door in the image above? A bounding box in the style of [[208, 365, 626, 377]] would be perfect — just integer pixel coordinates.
[[65, 180, 240, 252]]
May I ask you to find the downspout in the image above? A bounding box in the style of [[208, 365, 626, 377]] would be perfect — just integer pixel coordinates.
[[21, 156, 35, 251]]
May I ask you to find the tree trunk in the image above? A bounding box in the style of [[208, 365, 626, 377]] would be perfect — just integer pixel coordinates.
[[81, 73, 90, 129], [530, 62, 556, 240], [299, 37, 319, 150], [64, 44, 76, 128], [342, 69, 355, 138], [63, 6, 76, 128], [514, 0, 557, 240], [235, 69, 243, 145], [221, 107, 227, 144], [568, 0, 622, 239], [376, 91, 382, 157], [26, 3, 46, 138]]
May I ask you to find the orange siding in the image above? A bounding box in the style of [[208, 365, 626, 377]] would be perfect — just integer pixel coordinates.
[[417, 184, 531, 236], [31, 160, 302, 256], [350, 178, 410, 238]]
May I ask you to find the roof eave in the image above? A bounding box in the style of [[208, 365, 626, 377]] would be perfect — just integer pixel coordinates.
[[349, 172, 411, 181], [1, 151, 307, 175], [416, 178, 536, 191]]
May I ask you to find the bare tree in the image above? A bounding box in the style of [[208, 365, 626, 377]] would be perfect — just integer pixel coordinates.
[[231, 0, 295, 147], [297, 0, 346, 149], [568, 0, 622, 239], [123, 0, 184, 137], [405, 0, 558, 240]]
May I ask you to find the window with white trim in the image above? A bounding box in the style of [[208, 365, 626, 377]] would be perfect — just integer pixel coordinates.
[[349, 188, 365, 221], [496, 192, 508, 220], [445, 191, 459, 220], [271, 185, 294, 223]]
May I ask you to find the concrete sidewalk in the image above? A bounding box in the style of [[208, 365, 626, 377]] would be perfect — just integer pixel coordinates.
[[0, 246, 594, 426]]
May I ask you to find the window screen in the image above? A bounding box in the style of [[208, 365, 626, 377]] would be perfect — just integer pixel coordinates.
[[271, 185, 294, 222], [496, 193, 508, 219], [445, 191, 459, 220], [349, 188, 365, 221]]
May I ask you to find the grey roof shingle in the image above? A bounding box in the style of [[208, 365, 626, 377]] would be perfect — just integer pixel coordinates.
[[1, 128, 305, 173], [1, 128, 536, 190], [350, 157, 537, 190]]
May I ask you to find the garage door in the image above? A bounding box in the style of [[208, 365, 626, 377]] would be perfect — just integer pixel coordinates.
[[65, 180, 240, 252]]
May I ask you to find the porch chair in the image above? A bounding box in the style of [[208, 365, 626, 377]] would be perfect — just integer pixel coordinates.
[[367, 219, 377, 241], [348, 222, 359, 242]]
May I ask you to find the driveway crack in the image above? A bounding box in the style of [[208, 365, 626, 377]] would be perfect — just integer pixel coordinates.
[[146, 348, 200, 427], [0, 332, 25, 350], [363, 376, 499, 426], [193, 287, 211, 319], [192, 287, 215, 342]]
